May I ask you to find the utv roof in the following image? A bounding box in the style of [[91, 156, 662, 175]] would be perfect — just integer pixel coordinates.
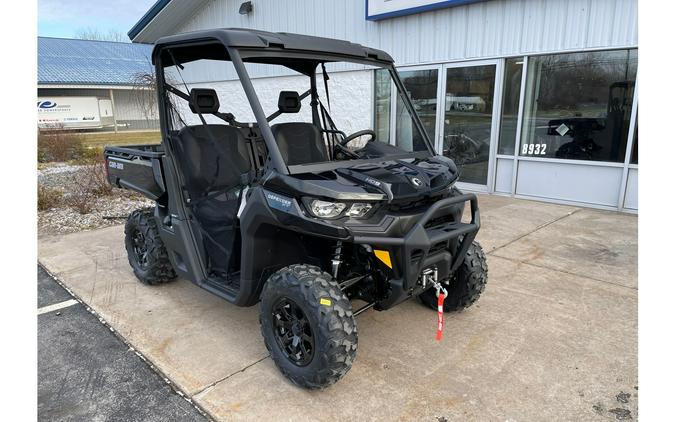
[[152, 28, 394, 65]]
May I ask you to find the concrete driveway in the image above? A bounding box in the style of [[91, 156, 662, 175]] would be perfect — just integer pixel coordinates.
[[38, 195, 638, 421]]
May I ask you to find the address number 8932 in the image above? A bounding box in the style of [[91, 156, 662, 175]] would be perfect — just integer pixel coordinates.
[[521, 143, 547, 155]]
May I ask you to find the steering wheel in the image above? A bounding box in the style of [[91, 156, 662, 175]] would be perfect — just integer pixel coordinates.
[[340, 129, 377, 147]]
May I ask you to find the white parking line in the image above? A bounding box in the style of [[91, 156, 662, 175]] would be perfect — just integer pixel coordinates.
[[37, 299, 79, 315]]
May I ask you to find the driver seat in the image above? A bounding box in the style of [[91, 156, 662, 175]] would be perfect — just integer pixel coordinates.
[[271, 122, 328, 165]]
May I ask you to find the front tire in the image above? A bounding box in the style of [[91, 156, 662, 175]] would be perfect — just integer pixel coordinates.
[[419, 240, 488, 312], [124, 208, 177, 285], [259, 264, 357, 389]]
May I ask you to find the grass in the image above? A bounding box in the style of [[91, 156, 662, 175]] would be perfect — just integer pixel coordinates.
[[74, 130, 162, 149]]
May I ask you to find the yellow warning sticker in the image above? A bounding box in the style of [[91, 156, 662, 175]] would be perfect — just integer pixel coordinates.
[[320, 298, 332, 306]]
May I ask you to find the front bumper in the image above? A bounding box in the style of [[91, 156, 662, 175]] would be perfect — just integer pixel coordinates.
[[261, 188, 480, 309], [350, 193, 480, 309]]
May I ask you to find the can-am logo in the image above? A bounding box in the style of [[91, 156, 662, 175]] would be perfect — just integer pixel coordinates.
[[37, 100, 57, 109]]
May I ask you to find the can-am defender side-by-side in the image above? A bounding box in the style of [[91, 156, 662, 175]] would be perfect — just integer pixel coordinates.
[[104, 29, 488, 389]]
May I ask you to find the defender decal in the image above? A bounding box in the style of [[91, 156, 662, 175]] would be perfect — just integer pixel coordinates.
[[264, 191, 293, 213]]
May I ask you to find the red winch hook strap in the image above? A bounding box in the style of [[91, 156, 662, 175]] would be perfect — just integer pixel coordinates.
[[435, 292, 445, 342]]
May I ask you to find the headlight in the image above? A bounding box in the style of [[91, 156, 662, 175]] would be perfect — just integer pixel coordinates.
[[345, 203, 373, 218], [304, 199, 375, 219], [308, 199, 346, 219]]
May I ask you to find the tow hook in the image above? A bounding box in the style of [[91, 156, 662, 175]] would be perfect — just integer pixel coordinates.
[[420, 267, 438, 289], [421, 267, 447, 297]]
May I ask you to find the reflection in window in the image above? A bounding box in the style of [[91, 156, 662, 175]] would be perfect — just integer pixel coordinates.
[[520, 49, 637, 163], [498, 58, 523, 155], [393, 90, 428, 152], [374, 69, 391, 144], [397, 69, 438, 150], [443, 65, 496, 185]]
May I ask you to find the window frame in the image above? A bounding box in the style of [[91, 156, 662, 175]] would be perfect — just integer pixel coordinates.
[[515, 49, 638, 165]]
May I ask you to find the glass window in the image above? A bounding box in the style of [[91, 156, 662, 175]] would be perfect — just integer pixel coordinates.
[[498, 57, 523, 155], [520, 49, 638, 162], [374, 69, 391, 143], [442, 64, 496, 185], [397, 69, 438, 148], [373, 68, 429, 152]]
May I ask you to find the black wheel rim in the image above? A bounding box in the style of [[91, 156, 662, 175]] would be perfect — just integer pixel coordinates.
[[271, 297, 315, 366], [131, 229, 149, 269]]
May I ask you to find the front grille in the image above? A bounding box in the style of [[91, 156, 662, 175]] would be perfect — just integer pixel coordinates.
[[429, 241, 448, 255], [423, 214, 455, 229], [388, 197, 433, 213]]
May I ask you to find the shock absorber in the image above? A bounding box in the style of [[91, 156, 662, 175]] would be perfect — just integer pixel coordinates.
[[331, 241, 343, 279]]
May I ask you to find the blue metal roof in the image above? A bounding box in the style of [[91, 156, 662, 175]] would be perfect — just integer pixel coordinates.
[[38, 37, 154, 86]]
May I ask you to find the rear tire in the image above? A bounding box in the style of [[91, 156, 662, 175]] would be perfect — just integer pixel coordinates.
[[259, 264, 357, 389], [124, 208, 177, 285], [419, 240, 488, 312]]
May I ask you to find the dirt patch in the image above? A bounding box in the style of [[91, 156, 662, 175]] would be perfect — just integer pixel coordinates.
[[616, 391, 631, 404], [608, 407, 632, 420]]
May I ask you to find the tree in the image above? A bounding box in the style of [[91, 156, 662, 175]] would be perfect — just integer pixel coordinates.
[[130, 72, 160, 123], [75, 27, 128, 42]]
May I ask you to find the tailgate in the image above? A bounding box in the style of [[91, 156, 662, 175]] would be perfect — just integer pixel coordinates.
[[104, 144, 166, 201]]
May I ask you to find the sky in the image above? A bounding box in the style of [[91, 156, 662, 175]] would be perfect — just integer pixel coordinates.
[[38, 0, 158, 40]]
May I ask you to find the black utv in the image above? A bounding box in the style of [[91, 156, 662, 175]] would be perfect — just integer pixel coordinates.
[[104, 28, 487, 389]]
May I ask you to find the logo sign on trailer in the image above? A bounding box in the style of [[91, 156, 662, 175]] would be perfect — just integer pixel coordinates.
[[366, 0, 484, 21], [37, 97, 114, 129]]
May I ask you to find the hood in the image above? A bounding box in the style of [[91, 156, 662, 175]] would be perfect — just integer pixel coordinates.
[[336, 155, 458, 201], [265, 155, 459, 202]]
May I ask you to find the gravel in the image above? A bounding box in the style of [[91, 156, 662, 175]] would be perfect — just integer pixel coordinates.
[[38, 164, 154, 237]]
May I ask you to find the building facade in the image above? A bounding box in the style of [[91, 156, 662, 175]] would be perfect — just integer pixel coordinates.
[[38, 37, 160, 131], [130, 0, 638, 211]]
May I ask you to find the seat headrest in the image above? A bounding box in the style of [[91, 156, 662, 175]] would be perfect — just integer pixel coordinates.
[[189, 88, 220, 114], [278, 91, 301, 113]]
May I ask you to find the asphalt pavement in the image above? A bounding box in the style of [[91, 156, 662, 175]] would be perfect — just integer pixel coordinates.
[[37, 265, 208, 422]]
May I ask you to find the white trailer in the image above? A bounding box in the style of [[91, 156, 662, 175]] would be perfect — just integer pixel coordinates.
[[37, 96, 115, 129]]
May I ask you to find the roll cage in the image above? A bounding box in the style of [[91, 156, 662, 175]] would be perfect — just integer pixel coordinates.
[[151, 28, 436, 177]]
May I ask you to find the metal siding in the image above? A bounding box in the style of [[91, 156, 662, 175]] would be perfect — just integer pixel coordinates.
[[465, 2, 486, 58], [146, 0, 637, 76], [562, 0, 590, 50], [520, 0, 546, 53], [542, 0, 569, 52], [482, 0, 505, 57], [612, 0, 638, 46], [587, 0, 616, 47], [446, 7, 469, 60], [497, 0, 524, 55]]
